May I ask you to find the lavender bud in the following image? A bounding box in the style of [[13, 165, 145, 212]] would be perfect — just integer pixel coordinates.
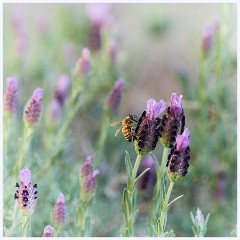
[[48, 99, 62, 123], [85, 4, 111, 51], [135, 99, 166, 155], [80, 156, 100, 201], [74, 48, 91, 78], [104, 78, 124, 113], [42, 225, 54, 237], [107, 40, 117, 63], [15, 168, 38, 216], [160, 93, 185, 148], [4, 77, 18, 115], [167, 128, 191, 182], [53, 193, 67, 225], [54, 75, 70, 107], [81, 156, 94, 177], [24, 88, 44, 126]]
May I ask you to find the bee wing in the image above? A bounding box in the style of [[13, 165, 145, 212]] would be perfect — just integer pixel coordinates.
[[115, 127, 122, 137], [111, 121, 121, 126]]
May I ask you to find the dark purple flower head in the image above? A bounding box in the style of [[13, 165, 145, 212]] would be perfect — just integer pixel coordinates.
[[167, 128, 191, 182], [53, 193, 67, 225], [42, 225, 54, 237], [4, 77, 18, 114], [160, 93, 185, 148], [105, 78, 124, 113], [24, 88, 44, 126], [15, 168, 38, 216], [135, 98, 166, 155]]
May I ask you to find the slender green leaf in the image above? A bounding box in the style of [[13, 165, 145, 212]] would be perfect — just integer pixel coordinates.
[[125, 151, 133, 179]]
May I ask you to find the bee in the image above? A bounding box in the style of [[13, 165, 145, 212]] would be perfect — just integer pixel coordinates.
[[111, 115, 139, 142]]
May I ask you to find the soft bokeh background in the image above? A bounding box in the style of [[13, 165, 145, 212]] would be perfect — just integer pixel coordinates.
[[3, 3, 237, 237]]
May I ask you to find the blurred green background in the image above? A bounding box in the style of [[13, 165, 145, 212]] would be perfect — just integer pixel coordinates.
[[3, 3, 237, 237]]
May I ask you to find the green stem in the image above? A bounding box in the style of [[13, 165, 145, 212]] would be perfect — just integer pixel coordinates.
[[21, 215, 31, 237], [147, 147, 169, 236], [94, 109, 109, 168], [129, 155, 142, 193], [122, 154, 142, 236], [158, 181, 174, 236]]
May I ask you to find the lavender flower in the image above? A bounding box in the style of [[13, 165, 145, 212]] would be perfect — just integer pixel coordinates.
[[135, 99, 166, 155], [14, 168, 38, 216], [85, 4, 111, 51], [4, 77, 18, 115], [201, 21, 219, 56], [53, 193, 67, 225], [160, 93, 185, 148], [74, 48, 91, 78], [104, 78, 124, 113], [24, 88, 44, 126], [54, 75, 71, 107], [137, 155, 156, 192], [107, 40, 117, 63], [167, 128, 191, 182], [48, 99, 62, 122], [80, 156, 100, 201], [42, 225, 54, 237]]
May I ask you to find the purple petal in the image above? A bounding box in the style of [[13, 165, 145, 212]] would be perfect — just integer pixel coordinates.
[[176, 128, 191, 151], [85, 4, 111, 23], [153, 99, 166, 118], [19, 168, 31, 185], [32, 88, 44, 102], [146, 99, 166, 120], [57, 193, 65, 203], [170, 93, 183, 117]]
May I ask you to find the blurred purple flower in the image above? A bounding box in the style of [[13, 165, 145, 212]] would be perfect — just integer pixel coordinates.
[[15, 168, 38, 216], [85, 3, 111, 25], [54, 75, 71, 107], [201, 21, 219, 56], [24, 88, 44, 126], [137, 155, 156, 192], [80, 156, 100, 200], [86, 4, 111, 51], [36, 10, 51, 37], [105, 78, 124, 113], [53, 193, 67, 225], [49, 98, 62, 122], [108, 40, 118, 63], [42, 225, 54, 237], [10, 6, 28, 55], [4, 77, 18, 114], [75, 48, 91, 77]]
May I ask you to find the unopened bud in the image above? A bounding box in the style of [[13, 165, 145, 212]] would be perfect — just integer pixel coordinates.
[[24, 88, 44, 126]]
